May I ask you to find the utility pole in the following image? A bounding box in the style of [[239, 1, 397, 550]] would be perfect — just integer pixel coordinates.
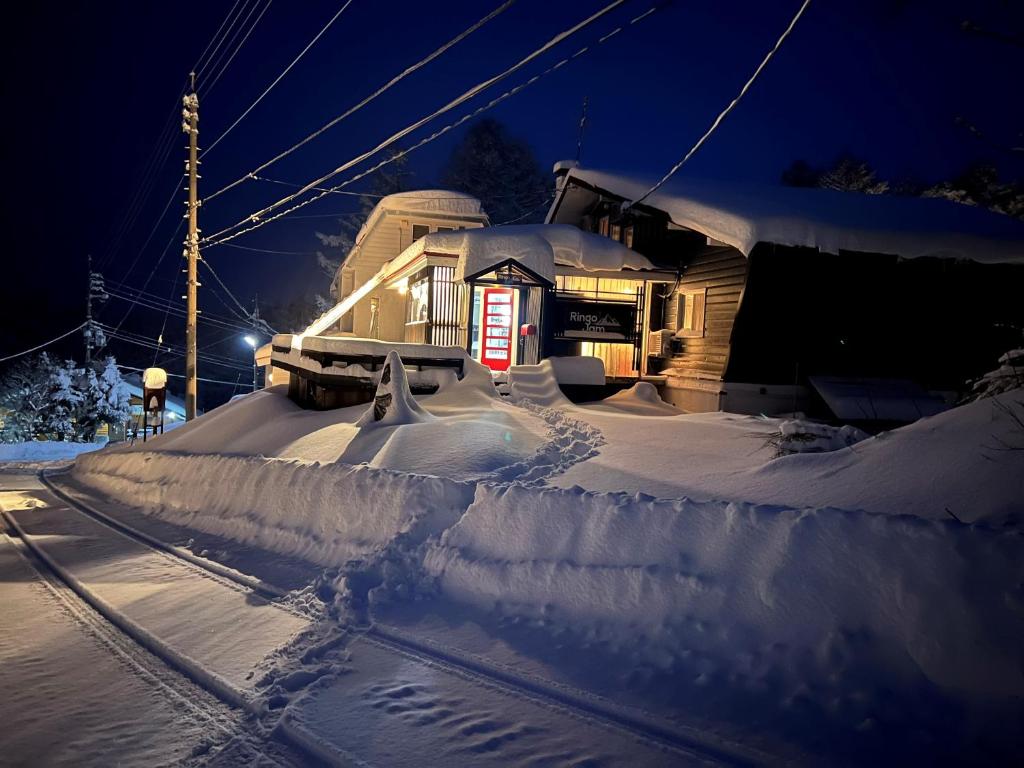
[[84, 254, 107, 366], [182, 73, 200, 421], [85, 254, 94, 366]]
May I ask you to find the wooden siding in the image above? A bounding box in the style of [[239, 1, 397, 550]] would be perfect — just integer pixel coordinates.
[[663, 248, 748, 380]]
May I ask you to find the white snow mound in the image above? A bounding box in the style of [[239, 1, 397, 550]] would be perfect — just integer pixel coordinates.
[[356, 350, 435, 428]]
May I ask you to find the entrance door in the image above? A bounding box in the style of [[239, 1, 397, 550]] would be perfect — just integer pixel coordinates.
[[481, 287, 514, 371]]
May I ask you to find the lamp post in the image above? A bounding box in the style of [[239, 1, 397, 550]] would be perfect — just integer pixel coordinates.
[[243, 335, 258, 392]]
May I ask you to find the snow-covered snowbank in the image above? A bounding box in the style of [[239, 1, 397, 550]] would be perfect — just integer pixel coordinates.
[[0, 440, 106, 465], [424, 483, 1024, 704], [0, 440, 106, 462], [557, 392, 1024, 525], [72, 451, 474, 568]]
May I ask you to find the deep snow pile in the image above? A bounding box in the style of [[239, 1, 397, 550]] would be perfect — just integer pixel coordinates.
[[73, 450, 475, 568], [66, 372, 1024, 760], [556, 392, 1024, 525], [355, 351, 434, 428], [422, 483, 1024, 700]]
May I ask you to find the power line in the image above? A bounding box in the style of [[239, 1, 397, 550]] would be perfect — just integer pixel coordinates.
[[107, 219, 184, 336], [202, 0, 627, 232], [203, 0, 517, 201], [200, 256, 278, 333], [193, 0, 247, 76], [630, 0, 813, 207], [204, 0, 357, 154], [198, 0, 260, 88], [104, 289, 258, 334], [203, 0, 274, 96], [204, 1, 657, 247], [194, 0, 250, 79], [119, 364, 250, 388], [220, 242, 319, 256], [0, 323, 87, 364], [97, 91, 183, 271]]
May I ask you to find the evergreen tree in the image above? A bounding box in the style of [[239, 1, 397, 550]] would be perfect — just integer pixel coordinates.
[[922, 163, 1024, 220], [440, 119, 550, 224], [40, 358, 83, 441], [816, 155, 889, 195], [0, 354, 51, 441], [74, 357, 131, 442]]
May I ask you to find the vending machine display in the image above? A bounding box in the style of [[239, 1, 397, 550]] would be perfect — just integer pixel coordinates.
[[481, 288, 514, 371]]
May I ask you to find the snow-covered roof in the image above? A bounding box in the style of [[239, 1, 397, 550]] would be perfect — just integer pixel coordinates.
[[552, 167, 1024, 264], [346, 190, 488, 264], [405, 224, 657, 283]]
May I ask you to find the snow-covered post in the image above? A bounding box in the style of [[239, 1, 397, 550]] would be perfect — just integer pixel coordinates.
[[356, 350, 434, 428]]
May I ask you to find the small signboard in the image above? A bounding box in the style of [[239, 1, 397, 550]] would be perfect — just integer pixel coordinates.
[[553, 297, 637, 342]]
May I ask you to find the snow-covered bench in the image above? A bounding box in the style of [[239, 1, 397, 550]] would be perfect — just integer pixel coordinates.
[[271, 334, 468, 410]]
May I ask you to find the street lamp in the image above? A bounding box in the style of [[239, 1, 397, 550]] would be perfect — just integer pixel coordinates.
[[243, 335, 258, 392]]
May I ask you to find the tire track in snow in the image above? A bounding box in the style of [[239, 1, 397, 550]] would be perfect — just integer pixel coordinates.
[[1, 525, 303, 768]]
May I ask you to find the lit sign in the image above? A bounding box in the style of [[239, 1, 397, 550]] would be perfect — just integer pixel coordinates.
[[481, 288, 515, 371]]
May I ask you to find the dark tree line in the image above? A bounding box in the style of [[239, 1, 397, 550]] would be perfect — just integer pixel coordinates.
[[781, 154, 1024, 220]]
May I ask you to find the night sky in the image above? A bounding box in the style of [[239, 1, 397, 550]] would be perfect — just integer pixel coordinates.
[[3, 0, 1022, 401]]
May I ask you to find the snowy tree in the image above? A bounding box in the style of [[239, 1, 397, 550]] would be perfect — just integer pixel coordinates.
[[304, 148, 415, 320], [0, 354, 52, 441], [922, 164, 1024, 220], [1, 354, 131, 442], [74, 357, 131, 442], [816, 155, 889, 195], [440, 119, 550, 224], [39, 358, 83, 441]]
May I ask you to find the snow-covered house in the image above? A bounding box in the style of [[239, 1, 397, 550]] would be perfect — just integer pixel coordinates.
[[293, 222, 674, 384], [547, 164, 1024, 417], [331, 190, 489, 340]]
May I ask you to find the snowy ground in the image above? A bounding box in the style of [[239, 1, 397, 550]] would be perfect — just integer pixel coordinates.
[[4, 362, 1023, 765], [0, 440, 105, 472]]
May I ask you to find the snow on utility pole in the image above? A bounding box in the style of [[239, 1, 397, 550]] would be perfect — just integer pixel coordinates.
[[182, 74, 200, 421], [84, 254, 107, 366]]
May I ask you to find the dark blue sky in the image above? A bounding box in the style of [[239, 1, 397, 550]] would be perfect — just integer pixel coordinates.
[[3, 0, 1022, 378]]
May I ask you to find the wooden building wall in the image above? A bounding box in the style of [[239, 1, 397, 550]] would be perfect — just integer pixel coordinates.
[[724, 244, 1024, 391], [663, 248, 748, 380]]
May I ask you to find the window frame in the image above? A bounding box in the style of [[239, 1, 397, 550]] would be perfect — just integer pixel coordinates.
[[675, 288, 707, 338]]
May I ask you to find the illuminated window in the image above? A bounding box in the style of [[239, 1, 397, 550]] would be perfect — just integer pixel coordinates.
[[610, 223, 621, 241], [623, 225, 634, 249], [676, 289, 706, 338], [407, 277, 430, 323], [598, 215, 610, 237]]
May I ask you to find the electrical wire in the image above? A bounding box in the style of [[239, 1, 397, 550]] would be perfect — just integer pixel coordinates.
[[220, 242, 319, 256], [630, 0, 813, 207], [200, 256, 277, 333], [104, 290, 257, 334], [204, 2, 658, 247], [194, 0, 250, 80], [119, 364, 250, 388], [202, 0, 274, 97], [202, 0, 627, 230], [204, 0, 357, 154], [203, 0, 517, 200], [193, 0, 247, 77], [0, 323, 88, 364]]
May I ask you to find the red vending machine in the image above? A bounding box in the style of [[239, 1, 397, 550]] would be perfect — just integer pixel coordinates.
[[481, 288, 514, 371]]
